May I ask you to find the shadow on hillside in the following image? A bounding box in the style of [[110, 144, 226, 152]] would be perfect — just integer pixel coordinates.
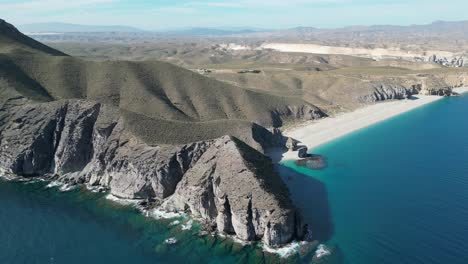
[[268, 148, 334, 242]]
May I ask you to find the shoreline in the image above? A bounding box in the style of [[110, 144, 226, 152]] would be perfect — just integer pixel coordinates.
[[278, 87, 468, 161]]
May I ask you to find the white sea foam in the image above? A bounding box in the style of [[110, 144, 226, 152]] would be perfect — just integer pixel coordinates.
[[164, 237, 177, 244], [314, 244, 331, 259], [85, 184, 106, 193], [181, 220, 193, 230], [59, 184, 77, 192], [169, 220, 180, 226], [263, 241, 306, 258], [46, 180, 78, 191], [216, 232, 251, 246], [46, 181, 62, 188], [23, 178, 46, 184], [0, 174, 12, 181], [105, 194, 141, 206], [151, 208, 185, 220]]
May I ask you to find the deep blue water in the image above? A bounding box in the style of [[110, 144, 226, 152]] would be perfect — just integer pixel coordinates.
[[280, 93, 468, 263], [2, 94, 468, 264], [0, 180, 291, 264]]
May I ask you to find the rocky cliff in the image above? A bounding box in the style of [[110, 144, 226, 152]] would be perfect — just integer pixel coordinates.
[[359, 84, 419, 103], [359, 82, 458, 103], [162, 136, 303, 245], [0, 18, 331, 248], [0, 97, 304, 247]]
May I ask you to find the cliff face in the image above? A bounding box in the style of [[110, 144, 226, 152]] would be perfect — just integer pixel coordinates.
[[358, 82, 459, 103], [162, 136, 303, 246], [359, 84, 420, 103], [0, 98, 303, 247]]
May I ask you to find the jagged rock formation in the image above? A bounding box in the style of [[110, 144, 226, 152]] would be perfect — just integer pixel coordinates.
[[162, 136, 303, 246], [0, 97, 304, 247], [359, 82, 459, 103], [271, 105, 325, 127], [359, 84, 420, 103], [427, 54, 466, 68], [419, 87, 454, 96], [285, 137, 299, 151]]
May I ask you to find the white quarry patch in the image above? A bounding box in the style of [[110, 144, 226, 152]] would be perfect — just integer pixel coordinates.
[[261, 43, 457, 62], [314, 244, 331, 259], [261, 43, 421, 59], [217, 43, 252, 51], [263, 241, 305, 258]]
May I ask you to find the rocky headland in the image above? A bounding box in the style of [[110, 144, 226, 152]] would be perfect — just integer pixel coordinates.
[[0, 97, 309, 247], [0, 18, 335, 248]]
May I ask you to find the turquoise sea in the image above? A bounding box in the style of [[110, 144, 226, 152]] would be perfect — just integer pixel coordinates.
[[2, 94, 468, 263], [280, 93, 468, 263]]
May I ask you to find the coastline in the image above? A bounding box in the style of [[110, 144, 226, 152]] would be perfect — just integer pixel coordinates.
[[279, 87, 468, 161]]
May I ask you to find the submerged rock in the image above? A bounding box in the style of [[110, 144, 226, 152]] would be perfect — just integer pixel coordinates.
[[295, 155, 327, 170], [312, 244, 343, 264]]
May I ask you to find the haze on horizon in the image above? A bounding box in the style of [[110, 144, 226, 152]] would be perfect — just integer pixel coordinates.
[[2, 0, 468, 31]]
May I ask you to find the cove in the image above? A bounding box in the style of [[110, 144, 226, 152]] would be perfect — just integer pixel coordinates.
[[280, 93, 468, 263]]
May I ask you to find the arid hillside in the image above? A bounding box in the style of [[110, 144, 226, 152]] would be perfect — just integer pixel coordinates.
[[0, 19, 324, 146]]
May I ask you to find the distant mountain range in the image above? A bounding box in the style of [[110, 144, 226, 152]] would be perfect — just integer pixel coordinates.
[[18, 20, 468, 40], [18, 22, 145, 33], [157, 27, 264, 36], [19, 22, 265, 36], [288, 20, 468, 34]]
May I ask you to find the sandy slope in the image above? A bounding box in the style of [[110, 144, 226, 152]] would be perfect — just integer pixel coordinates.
[[278, 87, 468, 161]]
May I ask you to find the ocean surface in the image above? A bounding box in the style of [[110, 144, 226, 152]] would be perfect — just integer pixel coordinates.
[[280, 93, 468, 263], [2, 94, 468, 264], [0, 180, 287, 264]]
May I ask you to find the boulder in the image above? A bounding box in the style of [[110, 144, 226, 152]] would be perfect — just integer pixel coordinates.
[[298, 146, 309, 158], [285, 137, 299, 151]]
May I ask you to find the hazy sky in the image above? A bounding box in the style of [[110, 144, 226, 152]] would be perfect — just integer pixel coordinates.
[[2, 0, 467, 30]]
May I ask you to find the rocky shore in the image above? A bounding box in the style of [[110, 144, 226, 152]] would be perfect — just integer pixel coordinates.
[[359, 83, 461, 103], [0, 97, 309, 247]]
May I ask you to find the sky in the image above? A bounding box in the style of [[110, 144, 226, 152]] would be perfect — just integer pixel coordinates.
[[1, 0, 468, 30]]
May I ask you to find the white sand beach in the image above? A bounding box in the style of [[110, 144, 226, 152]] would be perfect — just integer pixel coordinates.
[[278, 87, 468, 161]]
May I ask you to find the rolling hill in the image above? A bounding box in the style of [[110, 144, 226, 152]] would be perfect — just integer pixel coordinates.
[[0, 19, 323, 145]]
